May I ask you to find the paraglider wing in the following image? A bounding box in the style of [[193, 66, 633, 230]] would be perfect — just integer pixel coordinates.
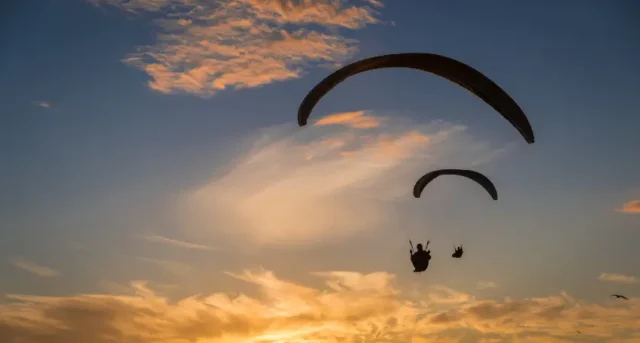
[[413, 169, 498, 200], [298, 53, 535, 144]]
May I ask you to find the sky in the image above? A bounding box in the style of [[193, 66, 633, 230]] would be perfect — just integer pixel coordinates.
[[0, 0, 639, 342]]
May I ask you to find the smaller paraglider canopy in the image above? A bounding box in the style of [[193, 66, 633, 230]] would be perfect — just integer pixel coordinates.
[[413, 169, 498, 200]]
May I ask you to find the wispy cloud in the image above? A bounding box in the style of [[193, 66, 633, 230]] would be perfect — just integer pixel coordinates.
[[617, 199, 640, 214], [99, 279, 178, 295], [90, 0, 384, 95], [140, 233, 216, 250], [31, 101, 51, 109], [135, 256, 192, 275], [314, 110, 383, 129], [476, 281, 498, 290], [598, 273, 639, 284], [0, 269, 637, 342], [10, 257, 60, 277], [179, 112, 504, 247]]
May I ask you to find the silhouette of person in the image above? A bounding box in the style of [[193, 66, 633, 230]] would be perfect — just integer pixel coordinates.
[[452, 245, 463, 258], [411, 241, 431, 272]]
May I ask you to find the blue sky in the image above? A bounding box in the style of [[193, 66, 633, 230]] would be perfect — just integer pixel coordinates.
[[1, 1, 639, 342]]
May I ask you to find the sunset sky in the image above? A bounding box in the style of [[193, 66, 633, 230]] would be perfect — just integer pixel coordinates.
[[1, 0, 639, 342]]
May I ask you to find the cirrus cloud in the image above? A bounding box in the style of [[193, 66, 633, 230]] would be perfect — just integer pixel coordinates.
[[598, 273, 639, 285], [10, 257, 60, 278], [139, 233, 218, 251], [0, 269, 638, 343], [90, 0, 385, 95], [177, 111, 504, 247]]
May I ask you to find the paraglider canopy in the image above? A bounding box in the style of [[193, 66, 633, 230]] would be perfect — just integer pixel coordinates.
[[298, 53, 535, 144], [413, 169, 498, 200]]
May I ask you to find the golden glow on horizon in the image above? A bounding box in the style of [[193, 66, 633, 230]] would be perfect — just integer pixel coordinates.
[[1, 269, 638, 342]]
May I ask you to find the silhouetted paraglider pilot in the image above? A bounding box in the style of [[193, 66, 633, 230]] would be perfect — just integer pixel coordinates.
[[410, 241, 431, 272], [452, 245, 464, 258]]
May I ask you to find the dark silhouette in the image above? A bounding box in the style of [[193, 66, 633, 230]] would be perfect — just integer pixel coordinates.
[[298, 53, 535, 144], [413, 169, 498, 200], [452, 245, 464, 258], [412, 169, 496, 263], [410, 241, 432, 272], [611, 294, 628, 300]]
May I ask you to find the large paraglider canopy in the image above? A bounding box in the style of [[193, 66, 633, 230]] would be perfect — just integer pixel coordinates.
[[413, 169, 498, 200], [298, 53, 535, 144]]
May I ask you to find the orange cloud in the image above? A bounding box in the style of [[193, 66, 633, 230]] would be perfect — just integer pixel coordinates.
[[0, 269, 638, 342], [340, 150, 358, 158], [314, 111, 383, 129], [322, 139, 346, 148], [91, 0, 383, 95], [617, 200, 640, 214], [369, 130, 430, 160], [10, 257, 60, 277], [240, 0, 380, 28], [313, 127, 430, 162]]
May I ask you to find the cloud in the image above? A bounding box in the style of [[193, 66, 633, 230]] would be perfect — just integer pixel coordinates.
[[31, 101, 51, 108], [0, 269, 638, 342], [314, 110, 383, 129], [99, 280, 178, 295], [598, 273, 639, 285], [178, 112, 504, 247], [10, 257, 60, 277], [139, 233, 217, 250], [90, 0, 384, 95], [617, 200, 640, 214], [477, 281, 498, 290]]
